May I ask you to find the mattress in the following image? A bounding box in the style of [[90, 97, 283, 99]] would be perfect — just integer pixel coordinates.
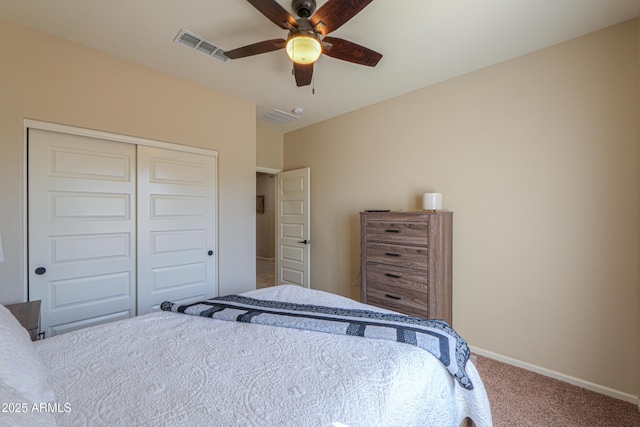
[[33, 285, 493, 427]]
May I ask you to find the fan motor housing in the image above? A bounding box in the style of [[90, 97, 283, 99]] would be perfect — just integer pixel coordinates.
[[292, 0, 316, 18]]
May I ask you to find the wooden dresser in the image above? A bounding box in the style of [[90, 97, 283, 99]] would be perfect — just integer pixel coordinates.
[[360, 211, 453, 324]]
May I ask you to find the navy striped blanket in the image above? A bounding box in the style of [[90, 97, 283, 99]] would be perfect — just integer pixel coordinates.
[[160, 295, 473, 390]]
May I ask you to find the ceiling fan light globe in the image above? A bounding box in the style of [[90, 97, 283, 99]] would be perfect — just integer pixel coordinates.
[[286, 35, 321, 65]]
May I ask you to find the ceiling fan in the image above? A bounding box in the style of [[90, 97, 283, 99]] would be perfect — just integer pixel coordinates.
[[223, 0, 382, 87]]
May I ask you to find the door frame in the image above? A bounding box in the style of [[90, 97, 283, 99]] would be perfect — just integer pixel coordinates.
[[23, 119, 219, 301], [256, 166, 281, 174]]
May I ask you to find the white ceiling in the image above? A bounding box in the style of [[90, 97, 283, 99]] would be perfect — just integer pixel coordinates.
[[1, 0, 639, 132]]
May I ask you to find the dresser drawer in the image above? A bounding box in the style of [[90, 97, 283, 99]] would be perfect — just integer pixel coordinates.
[[366, 262, 428, 293], [366, 242, 428, 270], [366, 283, 428, 318], [365, 221, 429, 246]]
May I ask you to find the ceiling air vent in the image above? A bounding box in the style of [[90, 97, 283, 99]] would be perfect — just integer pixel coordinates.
[[259, 109, 301, 125], [174, 29, 229, 63]]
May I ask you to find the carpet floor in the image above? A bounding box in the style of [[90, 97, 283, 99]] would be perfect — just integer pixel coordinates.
[[256, 257, 275, 289], [473, 354, 640, 426]]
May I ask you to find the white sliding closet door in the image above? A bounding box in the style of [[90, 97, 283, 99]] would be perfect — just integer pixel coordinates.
[[28, 129, 137, 337], [137, 146, 217, 315], [28, 123, 218, 335]]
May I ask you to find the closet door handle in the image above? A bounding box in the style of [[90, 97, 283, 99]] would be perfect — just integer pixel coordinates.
[[207, 250, 214, 256], [35, 267, 46, 275]]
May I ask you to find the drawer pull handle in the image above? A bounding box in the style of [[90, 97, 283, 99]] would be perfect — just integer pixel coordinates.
[[385, 293, 401, 300], [385, 252, 401, 257], [385, 273, 402, 279], [385, 229, 401, 233]]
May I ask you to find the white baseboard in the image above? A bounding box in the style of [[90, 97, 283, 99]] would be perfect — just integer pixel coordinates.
[[470, 346, 639, 407]]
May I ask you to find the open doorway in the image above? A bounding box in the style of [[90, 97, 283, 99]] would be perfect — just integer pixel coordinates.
[[256, 167, 311, 289], [256, 172, 276, 288]]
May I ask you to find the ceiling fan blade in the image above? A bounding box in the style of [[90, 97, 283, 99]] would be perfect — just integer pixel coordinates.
[[246, 0, 298, 30], [224, 39, 286, 59], [293, 63, 314, 87], [310, 0, 373, 36], [322, 37, 382, 67]]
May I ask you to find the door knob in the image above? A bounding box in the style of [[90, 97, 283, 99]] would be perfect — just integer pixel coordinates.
[[298, 240, 310, 244], [207, 250, 214, 256], [35, 267, 46, 275]]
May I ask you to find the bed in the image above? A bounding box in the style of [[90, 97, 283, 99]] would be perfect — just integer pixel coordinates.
[[0, 285, 493, 427]]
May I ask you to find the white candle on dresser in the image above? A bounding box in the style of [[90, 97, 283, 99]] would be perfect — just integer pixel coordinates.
[[422, 193, 443, 211]]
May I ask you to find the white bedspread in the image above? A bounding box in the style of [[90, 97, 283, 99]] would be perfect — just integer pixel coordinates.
[[34, 285, 492, 427]]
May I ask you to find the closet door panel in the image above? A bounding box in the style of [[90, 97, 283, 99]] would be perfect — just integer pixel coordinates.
[[137, 146, 217, 314], [28, 129, 137, 337]]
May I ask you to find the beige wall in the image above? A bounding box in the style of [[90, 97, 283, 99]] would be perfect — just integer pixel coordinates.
[[284, 20, 640, 398], [0, 20, 257, 302], [256, 124, 284, 171], [255, 125, 282, 260]]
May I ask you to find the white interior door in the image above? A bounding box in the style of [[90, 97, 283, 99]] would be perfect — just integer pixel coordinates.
[[28, 129, 137, 337], [137, 146, 217, 314], [276, 167, 310, 288]]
